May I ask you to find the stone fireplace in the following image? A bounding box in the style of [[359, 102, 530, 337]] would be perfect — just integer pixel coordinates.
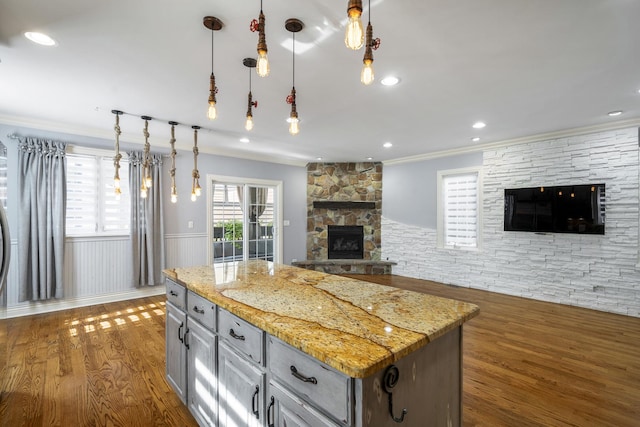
[[292, 162, 395, 274]]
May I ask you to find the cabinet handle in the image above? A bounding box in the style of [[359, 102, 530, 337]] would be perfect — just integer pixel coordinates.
[[267, 396, 275, 427], [251, 385, 260, 419], [178, 322, 184, 343], [184, 328, 190, 350], [169, 290, 178, 297], [192, 305, 205, 314], [229, 328, 246, 341], [290, 365, 317, 385]]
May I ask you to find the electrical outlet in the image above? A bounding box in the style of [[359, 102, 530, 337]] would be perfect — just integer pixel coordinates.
[[188, 221, 194, 229]]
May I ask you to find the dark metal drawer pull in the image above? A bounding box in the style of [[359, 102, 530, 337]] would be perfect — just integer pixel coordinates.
[[290, 365, 317, 385], [229, 328, 245, 341], [169, 290, 178, 297], [251, 385, 260, 418], [192, 306, 205, 314]]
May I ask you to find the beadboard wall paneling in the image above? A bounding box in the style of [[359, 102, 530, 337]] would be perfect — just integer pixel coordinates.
[[382, 127, 640, 317]]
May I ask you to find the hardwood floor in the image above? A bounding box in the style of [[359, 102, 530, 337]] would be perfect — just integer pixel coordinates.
[[1, 277, 639, 426], [0, 297, 197, 427]]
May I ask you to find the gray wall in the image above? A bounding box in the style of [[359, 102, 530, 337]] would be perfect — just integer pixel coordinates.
[[383, 152, 483, 229], [0, 123, 308, 265]]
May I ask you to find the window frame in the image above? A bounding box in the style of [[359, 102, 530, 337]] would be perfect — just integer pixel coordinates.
[[65, 145, 131, 238], [436, 166, 482, 250]]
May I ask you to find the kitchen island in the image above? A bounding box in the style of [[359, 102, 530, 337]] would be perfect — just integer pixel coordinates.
[[164, 260, 479, 427]]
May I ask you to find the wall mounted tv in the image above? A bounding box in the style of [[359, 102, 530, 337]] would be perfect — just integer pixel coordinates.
[[504, 184, 605, 234]]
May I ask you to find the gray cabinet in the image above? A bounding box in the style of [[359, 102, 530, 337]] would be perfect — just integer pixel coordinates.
[[166, 301, 187, 404], [218, 341, 266, 427], [186, 316, 217, 427], [268, 381, 339, 427]]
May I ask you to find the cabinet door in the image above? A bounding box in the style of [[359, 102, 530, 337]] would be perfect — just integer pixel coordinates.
[[218, 341, 265, 427], [187, 318, 218, 427], [268, 381, 339, 427], [166, 302, 187, 404]]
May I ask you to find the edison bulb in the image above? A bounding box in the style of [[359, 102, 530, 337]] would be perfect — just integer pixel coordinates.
[[191, 192, 197, 202], [207, 102, 217, 120], [195, 185, 202, 197], [289, 116, 300, 135], [171, 193, 177, 204], [115, 186, 121, 200], [245, 115, 254, 131], [361, 59, 374, 85], [145, 176, 152, 188], [141, 188, 148, 199], [345, 13, 364, 50], [257, 52, 270, 77], [114, 177, 120, 189]]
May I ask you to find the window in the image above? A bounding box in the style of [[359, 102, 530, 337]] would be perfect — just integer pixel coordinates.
[[66, 151, 131, 236], [437, 168, 481, 249]]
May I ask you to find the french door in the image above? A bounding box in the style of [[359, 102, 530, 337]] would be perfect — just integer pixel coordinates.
[[207, 175, 282, 264]]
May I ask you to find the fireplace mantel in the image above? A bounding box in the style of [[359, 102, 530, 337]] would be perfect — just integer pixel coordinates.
[[312, 201, 376, 210]]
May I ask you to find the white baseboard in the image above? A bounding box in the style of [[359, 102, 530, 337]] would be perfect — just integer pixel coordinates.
[[1, 285, 167, 319]]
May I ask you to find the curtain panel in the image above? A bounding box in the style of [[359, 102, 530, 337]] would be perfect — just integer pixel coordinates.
[[17, 137, 67, 301], [128, 151, 165, 287]]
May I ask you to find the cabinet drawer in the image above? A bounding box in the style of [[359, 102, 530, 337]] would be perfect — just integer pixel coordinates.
[[187, 291, 216, 331], [219, 308, 264, 365], [267, 336, 351, 424], [166, 279, 186, 310]]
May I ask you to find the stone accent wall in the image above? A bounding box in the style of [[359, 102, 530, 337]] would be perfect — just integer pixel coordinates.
[[382, 127, 640, 317], [306, 162, 382, 261]]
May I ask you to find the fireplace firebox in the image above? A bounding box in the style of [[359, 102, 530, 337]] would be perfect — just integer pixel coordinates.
[[327, 225, 364, 259]]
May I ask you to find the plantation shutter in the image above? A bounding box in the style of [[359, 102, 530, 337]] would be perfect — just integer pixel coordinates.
[[66, 155, 99, 234], [443, 172, 478, 247], [100, 157, 130, 232]]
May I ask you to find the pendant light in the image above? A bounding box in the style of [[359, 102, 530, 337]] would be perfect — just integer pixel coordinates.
[[111, 110, 123, 199], [285, 19, 304, 136], [191, 125, 201, 202], [243, 58, 258, 131], [168, 121, 178, 203], [140, 116, 152, 199], [361, 0, 381, 85], [345, 0, 364, 50], [204, 16, 223, 120], [251, 1, 270, 77]]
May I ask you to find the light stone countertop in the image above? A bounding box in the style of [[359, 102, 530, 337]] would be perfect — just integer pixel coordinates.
[[163, 260, 479, 378]]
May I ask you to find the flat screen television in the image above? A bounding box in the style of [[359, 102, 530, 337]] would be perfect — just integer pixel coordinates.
[[504, 184, 605, 234]]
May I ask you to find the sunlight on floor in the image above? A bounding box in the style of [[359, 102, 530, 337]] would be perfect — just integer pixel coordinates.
[[65, 301, 167, 336]]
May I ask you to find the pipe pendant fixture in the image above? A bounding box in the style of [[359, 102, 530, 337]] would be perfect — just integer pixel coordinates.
[[251, 0, 270, 77], [243, 58, 258, 131], [361, 0, 381, 85], [204, 16, 223, 120], [285, 18, 304, 136], [345, 0, 364, 50]]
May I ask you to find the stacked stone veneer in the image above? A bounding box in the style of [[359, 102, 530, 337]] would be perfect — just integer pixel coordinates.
[[382, 127, 640, 317], [306, 162, 382, 262]]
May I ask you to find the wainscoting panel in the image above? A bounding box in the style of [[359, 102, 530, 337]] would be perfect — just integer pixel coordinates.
[[165, 233, 208, 268]]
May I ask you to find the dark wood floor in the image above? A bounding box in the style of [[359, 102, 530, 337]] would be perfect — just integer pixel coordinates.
[[1, 276, 639, 426]]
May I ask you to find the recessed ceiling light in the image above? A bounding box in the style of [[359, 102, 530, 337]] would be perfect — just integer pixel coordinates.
[[240, 137, 250, 143], [316, 157, 323, 161], [24, 32, 57, 46], [472, 121, 486, 129], [607, 110, 623, 117], [381, 76, 399, 86], [471, 137, 480, 142], [366, 157, 373, 160], [383, 142, 393, 148]]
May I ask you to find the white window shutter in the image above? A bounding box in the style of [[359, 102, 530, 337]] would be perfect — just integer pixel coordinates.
[[443, 173, 478, 248]]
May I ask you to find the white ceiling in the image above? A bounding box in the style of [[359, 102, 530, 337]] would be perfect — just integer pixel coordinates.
[[1, 0, 639, 165]]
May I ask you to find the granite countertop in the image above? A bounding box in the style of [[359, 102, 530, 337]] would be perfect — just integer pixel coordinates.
[[163, 260, 479, 378]]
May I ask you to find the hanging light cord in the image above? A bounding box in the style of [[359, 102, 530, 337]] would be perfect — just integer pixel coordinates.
[[292, 31, 296, 88], [211, 27, 214, 74], [169, 124, 176, 189], [113, 114, 121, 180]]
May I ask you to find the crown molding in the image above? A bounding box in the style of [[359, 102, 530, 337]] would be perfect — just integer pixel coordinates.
[[0, 113, 308, 167], [383, 118, 640, 166]]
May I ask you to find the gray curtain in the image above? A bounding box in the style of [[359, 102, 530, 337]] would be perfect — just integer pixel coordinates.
[[17, 137, 67, 301], [128, 151, 164, 287]]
